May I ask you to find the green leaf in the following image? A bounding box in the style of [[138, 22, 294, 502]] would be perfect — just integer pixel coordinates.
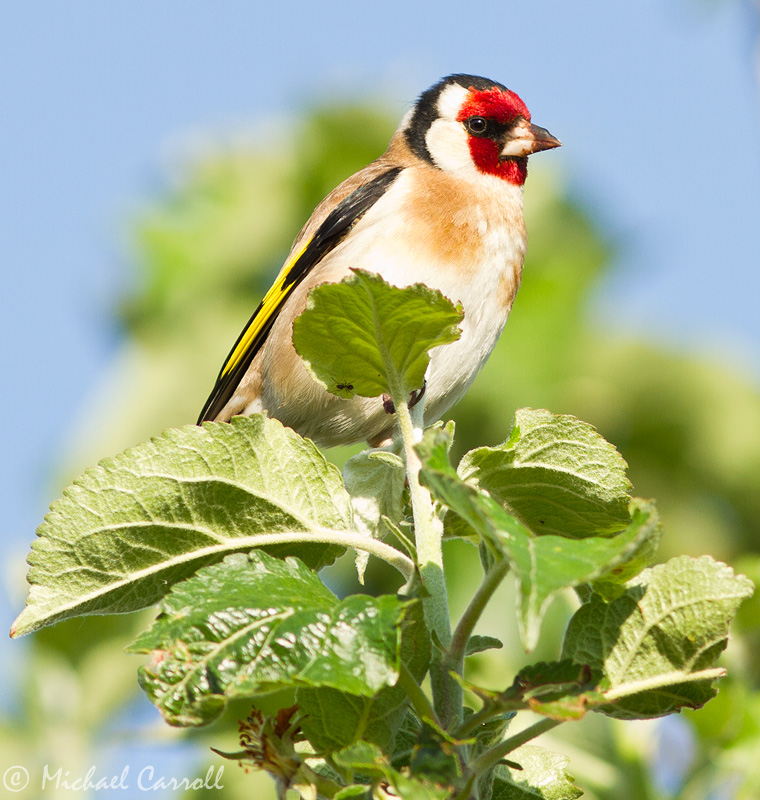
[[292, 269, 463, 399], [490, 745, 582, 799], [12, 414, 350, 637], [343, 448, 407, 581], [499, 661, 605, 721], [333, 742, 451, 800], [335, 787, 371, 799], [407, 722, 462, 785], [330, 739, 392, 775], [381, 773, 453, 800], [298, 688, 385, 751], [588, 510, 662, 599], [465, 635, 504, 656], [562, 555, 755, 719], [299, 598, 431, 752], [458, 408, 632, 539], [419, 428, 660, 650], [471, 711, 515, 752], [129, 550, 406, 726], [472, 711, 516, 800]]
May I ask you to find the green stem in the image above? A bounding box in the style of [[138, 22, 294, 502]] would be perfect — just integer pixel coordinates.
[[454, 702, 510, 740], [398, 662, 439, 726], [195, 529, 415, 579], [470, 717, 562, 775], [381, 516, 417, 559], [450, 774, 477, 800], [394, 396, 459, 728], [395, 398, 444, 579], [447, 560, 509, 678]]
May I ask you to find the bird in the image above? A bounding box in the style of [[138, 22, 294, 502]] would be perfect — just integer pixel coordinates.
[[198, 74, 560, 448]]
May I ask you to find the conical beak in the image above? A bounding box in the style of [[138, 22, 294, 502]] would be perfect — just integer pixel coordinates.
[[500, 118, 562, 158]]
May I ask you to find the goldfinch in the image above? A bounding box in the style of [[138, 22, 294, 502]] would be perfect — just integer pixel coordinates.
[[198, 74, 560, 447]]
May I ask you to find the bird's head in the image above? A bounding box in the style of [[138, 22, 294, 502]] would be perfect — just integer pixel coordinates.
[[402, 74, 561, 186]]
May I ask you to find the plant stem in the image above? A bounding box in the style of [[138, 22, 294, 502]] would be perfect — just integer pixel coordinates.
[[311, 529, 416, 580], [394, 396, 459, 728], [395, 398, 444, 582], [469, 717, 562, 775], [454, 702, 511, 740], [447, 560, 509, 678], [178, 530, 415, 580], [398, 662, 440, 726]]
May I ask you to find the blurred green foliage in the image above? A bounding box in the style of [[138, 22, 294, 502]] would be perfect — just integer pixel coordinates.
[[9, 99, 759, 800]]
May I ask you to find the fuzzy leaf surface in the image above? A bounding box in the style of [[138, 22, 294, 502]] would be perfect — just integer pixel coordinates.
[[419, 429, 659, 650], [292, 269, 462, 399], [490, 746, 582, 799], [129, 551, 405, 726], [563, 555, 754, 719], [466, 635, 504, 656], [458, 408, 631, 539], [12, 415, 349, 637], [343, 448, 407, 581]]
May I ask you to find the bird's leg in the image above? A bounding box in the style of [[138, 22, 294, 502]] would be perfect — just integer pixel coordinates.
[[382, 380, 427, 415], [409, 380, 427, 409]]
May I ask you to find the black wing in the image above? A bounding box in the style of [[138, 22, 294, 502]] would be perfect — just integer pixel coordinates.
[[197, 166, 403, 423]]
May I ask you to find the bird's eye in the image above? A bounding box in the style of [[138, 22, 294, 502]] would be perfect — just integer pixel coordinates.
[[466, 116, 489, 135]]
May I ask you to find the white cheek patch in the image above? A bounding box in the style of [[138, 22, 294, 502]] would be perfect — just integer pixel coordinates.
[[425, 119, 474, 175], [425, 119, 480, 180], [428, 83, 488, 180], [436, 83, 469, 121]]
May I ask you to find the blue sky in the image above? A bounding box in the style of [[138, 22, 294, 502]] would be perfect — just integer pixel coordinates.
[[2, 0, 759, 630]]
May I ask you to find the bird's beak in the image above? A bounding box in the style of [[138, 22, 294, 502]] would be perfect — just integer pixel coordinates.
[[500, 118, 562, 158]]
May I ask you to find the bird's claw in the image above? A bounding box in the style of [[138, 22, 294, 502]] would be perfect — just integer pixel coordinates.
[[409, 380, 427, 409], [382, 381, 427, 415]]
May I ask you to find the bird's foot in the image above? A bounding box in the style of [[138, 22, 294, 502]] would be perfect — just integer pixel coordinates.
[[382, 381, 426, 415], [409, 380, 426, 409]]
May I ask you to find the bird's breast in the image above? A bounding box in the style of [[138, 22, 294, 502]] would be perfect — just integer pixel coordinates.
[[320, 165, 527, 417], [325, 166, 526, 302], [254, 163, 528, 445]]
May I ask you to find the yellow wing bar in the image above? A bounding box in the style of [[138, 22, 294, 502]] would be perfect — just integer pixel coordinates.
[[220, 239, 309, 379], [197, 166, 403, 424]]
